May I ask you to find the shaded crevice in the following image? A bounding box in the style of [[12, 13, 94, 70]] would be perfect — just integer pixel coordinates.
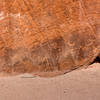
[[91, 56, 100, 64]]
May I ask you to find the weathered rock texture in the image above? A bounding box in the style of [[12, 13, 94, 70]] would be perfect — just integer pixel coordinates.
[[0, 0, 100, 76]]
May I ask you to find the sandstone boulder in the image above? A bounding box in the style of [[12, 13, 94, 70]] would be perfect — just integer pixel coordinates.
[[0, 0, 100, 76]]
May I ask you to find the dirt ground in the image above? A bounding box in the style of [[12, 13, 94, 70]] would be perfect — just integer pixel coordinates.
[[0, 63, 100, 100]]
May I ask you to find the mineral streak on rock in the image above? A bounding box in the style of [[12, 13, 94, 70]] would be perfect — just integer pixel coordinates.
[[0, 0, 99, 76]]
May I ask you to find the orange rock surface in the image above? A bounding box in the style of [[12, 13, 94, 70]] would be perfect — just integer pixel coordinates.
[[0, 0, 100, 76]]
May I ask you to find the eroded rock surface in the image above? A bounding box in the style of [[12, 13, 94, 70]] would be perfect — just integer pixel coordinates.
[[0, 0, 100, 76]]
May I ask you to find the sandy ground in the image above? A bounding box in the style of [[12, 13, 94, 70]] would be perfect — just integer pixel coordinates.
[[0, 63, 100, 100]]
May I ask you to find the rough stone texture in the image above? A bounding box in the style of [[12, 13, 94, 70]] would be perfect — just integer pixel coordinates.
[[0, 0, 100, 76]]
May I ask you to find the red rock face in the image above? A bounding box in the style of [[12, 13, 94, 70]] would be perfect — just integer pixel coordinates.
[[0, 0, 100, 76]]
